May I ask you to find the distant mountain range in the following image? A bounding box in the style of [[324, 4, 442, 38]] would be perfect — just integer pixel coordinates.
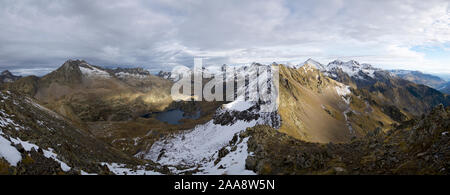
[[294, 59, 450, 116], [389, 69, 450, 94]]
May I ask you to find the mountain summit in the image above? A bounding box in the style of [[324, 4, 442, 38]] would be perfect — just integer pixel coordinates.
[[0, 70, 21, 84]]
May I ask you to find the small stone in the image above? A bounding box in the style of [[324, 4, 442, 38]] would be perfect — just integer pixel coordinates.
[[245, 156, 257, 170]]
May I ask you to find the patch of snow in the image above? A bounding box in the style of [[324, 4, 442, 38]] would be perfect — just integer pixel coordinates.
[[199, 137, 256, 175], [0, 135, 22, 166], [141, 120, 257, 167], [115, 72, 148, 79], [334, 83, 354, 135], [0, 109, 24, 130], [102, 163, 161, 175], [223, 98, 253, 111], [10, 137, 39, 152], [79, 65, 111, 78], [11, 138, 72, 172], [0, 91, 10, 100], [133, 137, 141, 146], [43, 148, 71, 172], [81, 170, 98, 175], [335, 84, 351, 97]]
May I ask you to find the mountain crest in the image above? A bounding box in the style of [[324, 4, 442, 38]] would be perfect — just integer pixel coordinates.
[[41, 59, 91, 85], [0, 70, 22, 83], [60, 59, 88, 69], [303, 58, 325, 70], [329, 59, 345, 65], [2, 70, 13, 76]]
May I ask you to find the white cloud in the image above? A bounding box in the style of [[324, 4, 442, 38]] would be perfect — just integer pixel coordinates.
[[0, 0, 449, 74]]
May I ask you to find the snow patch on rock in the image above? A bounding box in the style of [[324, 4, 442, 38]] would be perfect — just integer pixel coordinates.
[[79, 65, 111, 78], [0, 135, 22, 166], [9, 137, 71, 171], [335, 84, 351, 97], [102, 163, 161, 175]]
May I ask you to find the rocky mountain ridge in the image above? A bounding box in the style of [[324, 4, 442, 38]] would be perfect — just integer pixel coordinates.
[[1, 59, 449, 175], [0, 70, 21, 84]]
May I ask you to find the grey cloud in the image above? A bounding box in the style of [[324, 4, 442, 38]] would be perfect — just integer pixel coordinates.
[[0, 0, 449, 75]]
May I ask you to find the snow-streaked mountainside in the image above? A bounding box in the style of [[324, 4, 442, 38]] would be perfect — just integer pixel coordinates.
[[298, 59, 381, 80], [69, 60, 154, 80], [137, 63, 280, 174], [302, 58, 326, 70], [297, 59, 448, 94], [297, 59, 449, 116]]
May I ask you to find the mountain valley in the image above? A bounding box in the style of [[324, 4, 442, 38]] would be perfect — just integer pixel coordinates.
[[0, 59, 449, 175]]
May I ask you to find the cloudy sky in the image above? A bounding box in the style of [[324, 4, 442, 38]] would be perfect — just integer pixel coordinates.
[[0, 0, 449, 75]]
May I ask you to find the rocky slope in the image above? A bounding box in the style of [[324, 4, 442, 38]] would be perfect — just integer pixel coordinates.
[[5, 60, 174, 122], [241, 105, 449, 175], [0, 90, 166, 175]]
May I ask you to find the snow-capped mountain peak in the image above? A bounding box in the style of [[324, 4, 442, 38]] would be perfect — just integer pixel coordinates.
[[303, 58, 326, 70], [325, 59, 379, 79]]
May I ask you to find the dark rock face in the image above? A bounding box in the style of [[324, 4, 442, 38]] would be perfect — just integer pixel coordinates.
[[213, 106, 280, 128], [380, 105, 408, 122], [0, 70, 21, 84], [39, 59, 85, 86], [242, 105, 449, 175], [213, 109, 260, 125]]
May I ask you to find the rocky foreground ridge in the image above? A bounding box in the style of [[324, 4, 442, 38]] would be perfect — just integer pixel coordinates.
[[241, 105, 449, 174]]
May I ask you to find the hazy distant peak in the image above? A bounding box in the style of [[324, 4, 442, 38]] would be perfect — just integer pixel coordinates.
[[1, 70, 13, 76], [303, 58, 325, 70], [0, 69, 21, 83]]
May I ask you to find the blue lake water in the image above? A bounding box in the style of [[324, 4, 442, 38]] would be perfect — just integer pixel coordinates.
[[142, 109, 200, 125]]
